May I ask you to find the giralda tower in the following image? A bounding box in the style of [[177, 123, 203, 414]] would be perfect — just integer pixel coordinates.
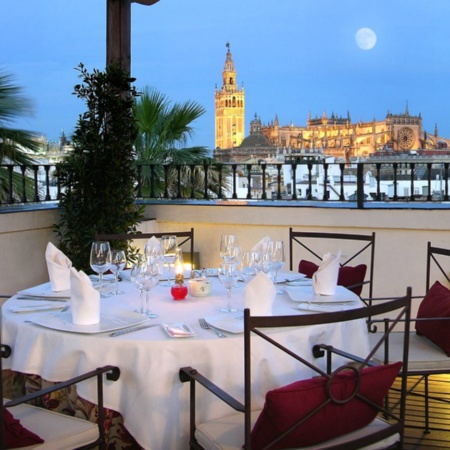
[[214, 43, 245, 149]]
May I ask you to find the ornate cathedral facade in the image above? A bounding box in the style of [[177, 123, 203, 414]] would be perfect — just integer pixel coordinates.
[[214, 45, 449, 163]]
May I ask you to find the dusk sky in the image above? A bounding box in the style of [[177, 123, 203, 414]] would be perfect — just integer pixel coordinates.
[[2, 0, 450, 149]]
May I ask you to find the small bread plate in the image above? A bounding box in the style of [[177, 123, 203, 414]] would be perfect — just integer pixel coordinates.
[[162, 322, 196, 338], [296, 303, 350, 313], [285, 278, 313, 286], [203, 313, 244, 334], [285, 285, 359, 304], [17, 282, 70, 300]]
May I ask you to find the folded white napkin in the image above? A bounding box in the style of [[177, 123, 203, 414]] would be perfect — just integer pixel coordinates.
[[70, 267, 100, 325], [244, 271, 276, 316], [45, 242, 72, 292], [146, 236, 161, 252], [252, 236, 272, 253], [313, 252, 340, 295]]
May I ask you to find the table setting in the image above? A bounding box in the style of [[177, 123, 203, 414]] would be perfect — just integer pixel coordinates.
[[1, 236, 370, 450]]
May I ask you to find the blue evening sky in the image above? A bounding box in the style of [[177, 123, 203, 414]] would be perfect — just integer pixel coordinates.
[[2, 0, 450, 149]]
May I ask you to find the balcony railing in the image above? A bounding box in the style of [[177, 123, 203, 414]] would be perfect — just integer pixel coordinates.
[[2, 159, 450, 209]]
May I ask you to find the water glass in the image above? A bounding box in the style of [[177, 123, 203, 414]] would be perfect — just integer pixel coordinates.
[[218, 262, 238, 313], [90, 241, 112, 297], [110, 249, 126, 295]]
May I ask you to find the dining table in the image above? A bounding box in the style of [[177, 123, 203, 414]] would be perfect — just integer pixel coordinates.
[[1, 271, 370, 450]]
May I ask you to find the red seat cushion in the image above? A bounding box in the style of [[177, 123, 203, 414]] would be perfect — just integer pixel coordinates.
[[416, 280, 450, 356], [298, 259, 367, 295], [250, 362, 402, 450], [4, 409, 44, 448]]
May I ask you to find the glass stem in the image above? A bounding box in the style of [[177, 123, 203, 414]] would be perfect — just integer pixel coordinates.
[[145, 290, 150, 315], [99, 273, 103, 296], [115, 274, 119, 293], [139, 289, 145, 314], [227, 289, 232, 310]]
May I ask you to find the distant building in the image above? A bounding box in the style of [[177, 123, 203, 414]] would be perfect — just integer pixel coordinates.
[[214, 43, 245, 150], [213, 45, 450, 162]]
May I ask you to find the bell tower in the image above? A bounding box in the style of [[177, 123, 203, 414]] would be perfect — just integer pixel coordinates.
[[215, 43, 245, 149]]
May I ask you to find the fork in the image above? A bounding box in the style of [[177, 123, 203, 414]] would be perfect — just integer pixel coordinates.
[[198, 318, 227, 338]]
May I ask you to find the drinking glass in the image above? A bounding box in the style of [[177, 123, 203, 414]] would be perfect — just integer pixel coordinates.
[[161, 235, 177, 286], [268, 240, 285, 292], [220, 234, 241, 264], [240, 251, 258, 283], [218, 262, 238, 313], [90, 241, 112, 297], [138, 261, 160, 318], [110, 249, 126, 295], [131, 256, 145, 313], [253, 250, 272, 274]]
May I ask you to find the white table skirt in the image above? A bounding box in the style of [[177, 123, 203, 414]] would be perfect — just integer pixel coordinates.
[[2, 273, 369, 450]]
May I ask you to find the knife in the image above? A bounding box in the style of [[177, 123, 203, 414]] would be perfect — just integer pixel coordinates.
[[109, 323, 159, 337]]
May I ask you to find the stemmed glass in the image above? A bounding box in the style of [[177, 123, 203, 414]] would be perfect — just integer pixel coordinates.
[[240, 251, 258, 283], [131, 256, 145, 314], [110, 249, 126, 295], [161, 235, 177, 286], [220, 234, 241, 264], [90, 241, 112, 298], [268, 240, 285, 293], [138, 260, 160, 318], [218, 262, 238, 313]]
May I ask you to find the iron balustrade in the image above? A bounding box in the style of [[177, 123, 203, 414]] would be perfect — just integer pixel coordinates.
[[1, 160, 450, 208]]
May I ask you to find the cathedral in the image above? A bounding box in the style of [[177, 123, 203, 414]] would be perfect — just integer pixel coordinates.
[[213, 45, 450, 163]]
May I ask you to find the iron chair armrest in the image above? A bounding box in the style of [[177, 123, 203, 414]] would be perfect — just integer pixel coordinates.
[[179, 366, 244, 412], [4, 365, 120, 408]]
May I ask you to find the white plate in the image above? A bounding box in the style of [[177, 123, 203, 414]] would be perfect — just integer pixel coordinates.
[[17, 282, 70, 299], [162, 322, 196, 338], [205, 268, 218, 276], [30, 309, 148, 334], [204, 313, 244, 334], [285, 285, 359, 303]]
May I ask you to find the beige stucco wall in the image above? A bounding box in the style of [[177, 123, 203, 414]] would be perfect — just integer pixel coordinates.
[[0, 204, 449, 300]]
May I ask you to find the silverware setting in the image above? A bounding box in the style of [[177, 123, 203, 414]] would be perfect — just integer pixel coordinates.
[[198, 318, 226, 338], [16, 296, 69, 302], [109, 323, 159, 337]]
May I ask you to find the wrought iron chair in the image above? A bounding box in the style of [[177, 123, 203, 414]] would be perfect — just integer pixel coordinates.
[[369, 242, 450, 433], [95, 227, 195, 266], [289, 228, 376, 299], [180, 289, 411, 450], [0, 321, 120, 449]]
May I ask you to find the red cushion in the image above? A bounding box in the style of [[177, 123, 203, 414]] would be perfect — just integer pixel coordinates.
[[250, 362, 402, 450], [298, 260, 318, 279], [298, 260, 367, 295], [4, 409, 44, 448], [416, 281, 450, 356]]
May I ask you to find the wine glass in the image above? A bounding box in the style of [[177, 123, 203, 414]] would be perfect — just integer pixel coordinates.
[[110, 249, 126, 295], [138, 261, 160, 318], [161, 235, 177, 286], [131, 256, 145, 314], [268, 240, 285, 292], [240, 251, 258, 283], [90, 241, 112, 298], [253, 250, 272, 274], [218, 262, 238, 313], [220, 234, 241, 263]]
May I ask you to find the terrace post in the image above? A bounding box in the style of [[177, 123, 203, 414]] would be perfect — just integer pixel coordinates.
[[106, 0, 159, 72], [356, 162, 365, 209]]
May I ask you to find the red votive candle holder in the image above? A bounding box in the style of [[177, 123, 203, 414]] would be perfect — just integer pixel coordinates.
[[171, 274, 188, 300]]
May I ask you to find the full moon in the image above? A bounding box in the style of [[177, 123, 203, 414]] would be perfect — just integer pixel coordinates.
[[355, 28, 377, 50]]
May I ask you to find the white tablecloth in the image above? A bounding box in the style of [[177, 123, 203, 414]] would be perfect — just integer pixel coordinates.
[[2, 273, 369, 450]]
